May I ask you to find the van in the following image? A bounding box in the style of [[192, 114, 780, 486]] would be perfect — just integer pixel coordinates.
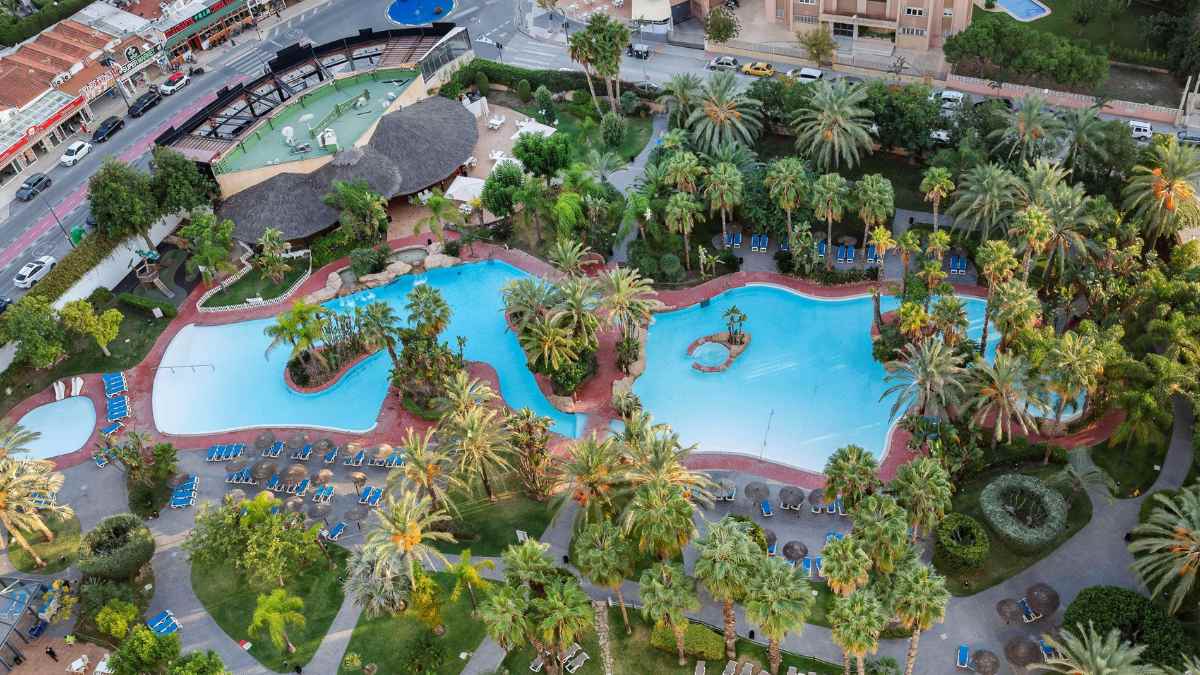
[[1129, 120, 1153, 141], [786, 67, 823, 83]]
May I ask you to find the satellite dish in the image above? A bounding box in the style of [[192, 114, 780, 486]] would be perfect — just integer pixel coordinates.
[[281, 126, 294, 145]]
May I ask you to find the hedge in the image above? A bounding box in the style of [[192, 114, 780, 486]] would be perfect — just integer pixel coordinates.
[[649, 620, 724, 661], [933, 513, 990, 573], [443, 59, 658, 102], [979, 474, 1068, 553], [22, 233, 124, 305], [1062, 586, 1188, 668], [77, 514, 156, 582], [117, 293, 177, 319]]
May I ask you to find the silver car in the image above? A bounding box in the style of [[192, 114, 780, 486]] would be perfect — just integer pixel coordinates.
[[60, 140, 92, 167], [13, 256, 56, 289]]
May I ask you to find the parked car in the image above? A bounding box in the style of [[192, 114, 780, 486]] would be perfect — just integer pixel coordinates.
[[786, 67, 823, 83], [0, 297, 11, 315], [975, 97, 1014, 110], [59, 140, 92, 167], [626, 43, 650, 60], [632, 81, 662, 96], [932, 90, 965, 110], [1178, 130, 1200, 146], [930, 129, 951, 145], [740, 62, 775, 77], [158, 71, 190, 95], [13, 256, 56, 289], [92, 116, 124, 142], [14, 174, 51, 201], [1129, 120, 1153, 142], [707, 56, 740, 71], [129, 90, 161, 118]]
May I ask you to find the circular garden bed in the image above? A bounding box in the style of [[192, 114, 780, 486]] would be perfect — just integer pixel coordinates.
[[979, 474, 1068, 553]]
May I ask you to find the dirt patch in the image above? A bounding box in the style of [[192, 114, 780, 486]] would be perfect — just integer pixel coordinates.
[[1102, 63, 1182, 107]]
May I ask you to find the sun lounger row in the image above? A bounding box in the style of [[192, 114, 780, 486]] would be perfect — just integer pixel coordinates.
[[265, 474, 282, 491], [948, 254, 969, 275], [722, 232, 743, 248], [716, 485, 737, 501], [368, 452, 405, 468], [206, 444, 245, 462], [800, 556, 823, 578], [358, 486, 383, 506], [290, 444, 313, 461], [312, 484, 335, 503], [31, 491, 57, 508], [102, 372, 126, 398], [810, 496, 846, 516], [262, 441, 284, 458], [170, 475, 197, 509], [148, 610, 180, 636], [749, 234, 770, 252], [107, 396, 129, 423], [322, 521, 347, 541], [343, 449, 367, 466], [225, 467, 257, 485]]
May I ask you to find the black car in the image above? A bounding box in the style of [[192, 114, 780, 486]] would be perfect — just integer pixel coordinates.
[[0, 298, 11, 315], [129, 91, 161, 118], [92, 116, 124, 142], [14, 173, 51, 201], [627, 43, 650, 60]]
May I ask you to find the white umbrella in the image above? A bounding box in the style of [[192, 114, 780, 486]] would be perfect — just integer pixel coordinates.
[[444, 175, 486, 203]]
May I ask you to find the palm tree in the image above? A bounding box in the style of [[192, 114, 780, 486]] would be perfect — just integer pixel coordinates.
[[897, 230, 921, 294], [918, 260, 947, 312], [855, 174, 895, 254], [811, 173, 850, 270], [658, 73, 703, 127], [1009, 205, 1053, 282], [823, 444, 879, 509], [254, 227, 291, 283], [893, 564, 950, 675], [896, 302, 929, 340], [622, 431, 715, 505], [585, 148, 623, 184], [792, 79, 875, 171], [821, 536, 871, 597], [1121, 135, 1200, 247], [930, 296, 968, 348], [765, 157, 809, 239], [1062, 106, 1108, 172], [574, 520, 635, 634], [249, 589, 305, 654], [556, 433, 623, 527], [445, 404, 511, 502], [1043, 622, 1156, 674], [989, 95, 1065, 163], [436, 371, 498, 422], [406, 283, 452, 337], [990, 279, 1040, 352], [850, 494, 909, 573], [360, 301, 400, 369], [893, 457, 953, 541], [664, 151, 706, 195], [703, 141, 760, 173], [1041, 183, 1096, 285], [882, 339, 967, 420], [623, 480, 698, 561], [694, 516, 759, 658], [1130, 486, 1200, 615], [665, 192, 704, 271], [965, 352, 1044, 448], [567, 30, 603, 114], [947, 164, 1020, 242], [925, 229, 951, 263], [0, 421, 39, 459], [1047, 331, 1104, 431], [263, 300, 330, 366], [686, 72, 764, 155], [920, 167, 955, 232], [638, 562, 701, 666], [548, 239, 592, 277], [502, 277, 558, 334], [415, 188, 466, 242], [503, 538, 556, 590], [704, 162, 743, 245], [600, 267, 658, 340], [830, 589, 886, 675], [556, 275, 601, 351], [519, 313, 579, 372], [975, 238, 1018, 353], [535, 577, 594, 672], [0, 459, 71, 567], [447, 548, 494, 611], [479, 583, 536, 652], [387, 427, 458, 514], [744, 557, 814, 675], [362, 487, 454, 586]]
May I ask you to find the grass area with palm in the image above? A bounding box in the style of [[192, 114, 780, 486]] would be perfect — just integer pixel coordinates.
[[6, 511, 80, 574]]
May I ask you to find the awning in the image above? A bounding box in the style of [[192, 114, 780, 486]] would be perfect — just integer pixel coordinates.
[[632, 0, 672, 22], [511, 119, 557, 141], [445, 175, 485, 203]]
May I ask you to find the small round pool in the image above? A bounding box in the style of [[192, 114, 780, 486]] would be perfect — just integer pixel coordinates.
[[387, 0, 453, 25], [692, 342, 730, 368], [16, 397, 96, 460]]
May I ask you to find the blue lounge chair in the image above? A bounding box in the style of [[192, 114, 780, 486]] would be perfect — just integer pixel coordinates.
[[358, 486, 373, 504], [293, 479, 310, 497], [325, 521, 347, 541], [1019, 597, 1042, 622], [227, 444, 243, 460], [802, 557, 813, 577], [845, 246, 856, 264], [225, 470, 239, 483], [724, 232, 734, 248], [834, 496, 847, 516], [760, 500, 773, 518], [322, 485, 336, 502], [206, 446, 221, 462], [779, 237, 789, 252], [958, 256, 970, 274], [345, 450, 366, 467], [170, 494, 194, 509], [147, 610, 170, 631], [956, 644, 972, 669], [948, 255, 959, 274], [93, 452, 110, 468], [385, 452, 404, 468], [733, 232, 743, 248], [814, 556, 823, 577], [100, 421, 123, 437], [749, 234, 759, 252], [264, 441, 284, 458], [367, 487, 383, 507], [835, 244, 846, 263], [761, 235, 769, 251], [323, 447, 339, 464], [1039, 639, 1055, 660], [265, 475, 281, 491], [817, 239, 826, 258], [767, 541, 776, 557], [866, 245, 877, 263], [291, 444, 313, 461], [811, 499, 823, 515]]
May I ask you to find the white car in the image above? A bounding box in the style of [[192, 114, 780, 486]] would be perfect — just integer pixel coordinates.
[[13, 256, 56, 289], [1129, 120, 1153, 142], [707, 56, 740, 72], [59, 141, 91, 167], [786, 67, 823, 83], [158, 71, 190, 95], [932, 90, 966, 110]]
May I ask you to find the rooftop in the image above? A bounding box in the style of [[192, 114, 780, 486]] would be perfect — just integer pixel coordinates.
[[0, 89, 78, 150], [72, 1, 155, 37]]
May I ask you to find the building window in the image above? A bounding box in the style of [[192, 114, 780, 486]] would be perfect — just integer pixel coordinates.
[[776, 3, 785, 18], [904, 6, 924, 15], [900, 26, 926, 35], [795, 13, 818, 22], [943, 8, 953, 15], [796, 0, 817, 5]]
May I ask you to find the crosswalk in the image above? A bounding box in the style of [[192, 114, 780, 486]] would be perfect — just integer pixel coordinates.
[[220, 48, 275, 78], [498, 37, 570, 71]]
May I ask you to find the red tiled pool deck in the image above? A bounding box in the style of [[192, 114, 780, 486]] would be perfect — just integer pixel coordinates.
[[13, 234, 1121, 487]]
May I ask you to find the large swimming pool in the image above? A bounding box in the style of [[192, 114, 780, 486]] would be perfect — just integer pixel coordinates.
[[633, 285, 995, 472], [152, 261, 582, 437], [17, 396, 96, 460]]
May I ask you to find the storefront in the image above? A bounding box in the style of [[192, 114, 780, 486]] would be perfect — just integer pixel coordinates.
[[162, 0, 281, 61], [0, 92, 90, 188]]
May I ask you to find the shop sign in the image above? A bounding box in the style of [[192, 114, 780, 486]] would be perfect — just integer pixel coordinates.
[[81, 70, 118, 101], [0, 95, 84, 165], [164, 0, 236, 39], [119, 44, 163, 76]]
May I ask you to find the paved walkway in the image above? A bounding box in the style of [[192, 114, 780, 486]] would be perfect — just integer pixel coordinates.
[[611, 114, 669, 264]]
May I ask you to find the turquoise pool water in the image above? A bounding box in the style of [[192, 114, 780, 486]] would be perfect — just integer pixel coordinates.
[[633, 285, 995, 471], [17, 397, 96, 460], [996, 0, 1049, 20], [387, 0, 453, 25], [152, 261, 582, 437]]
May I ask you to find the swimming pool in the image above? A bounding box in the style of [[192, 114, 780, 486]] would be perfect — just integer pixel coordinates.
[[152, 261, 582, 437], [994, 0, 1049, 21], [387, 0, 454, 25], [16, 397, 96, 460]]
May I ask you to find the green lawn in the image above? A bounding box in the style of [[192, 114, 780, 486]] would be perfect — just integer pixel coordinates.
[[7, 513, 80, 574], [806, 582, 909, 639], [757, 134, 926, 212], [337, 573, 487, 674], [502, 607, 842, 674], [202, 256, 310, 308], [436, 488, 557, 557], [972, 2, 1160, 55], [191, 546, 350, 671], [938, 464, 1093, 596], [1091, 431, 1170, 498], [517, 106, 654, 163]]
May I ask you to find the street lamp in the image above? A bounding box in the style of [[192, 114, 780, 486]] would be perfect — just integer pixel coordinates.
[[37, 192, 75, 249]]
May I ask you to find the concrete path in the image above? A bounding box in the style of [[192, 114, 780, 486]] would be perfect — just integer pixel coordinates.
[[611, 114, 669, 264]]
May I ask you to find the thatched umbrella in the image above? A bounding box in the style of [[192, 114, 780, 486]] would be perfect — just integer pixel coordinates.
[[744, 481, 770, 502], [349, 471, 368, 489], [346, 504, 371, 522], [1005, 638, 1041, 669], [315, 438, 335, 453], [284, 496, 305, 514], [254, 431, 276, 452], [782, 540, 807, 562], [285, 464, 309, 482], [1027, 582, 1060, 616], [808, 488, 825, 510], [779, 486, 805, 510], [252, 460, 277, 482], [227, 459, 248, 472], [373, 445, 392, 462], [309, 502, 331, 520], [315, 469, 334, 485], [763, 528, 777, 548], [996, 598, 1023, 625], [972, 650, 999, 675], [226, 489, 247, 505], [286, 431, 311, 451]]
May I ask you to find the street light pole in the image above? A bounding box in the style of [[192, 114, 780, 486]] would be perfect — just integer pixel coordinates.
[[38, 192, 75, 249]]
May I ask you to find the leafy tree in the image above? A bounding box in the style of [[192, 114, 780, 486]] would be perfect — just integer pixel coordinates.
[[108, 625, 181, 675], [513, 132, 572, 183], [744, 556, 814, 674], [694, 516, 759, 658], [254, 228, 291, 284], [863, 82, 941, 156], [792, 80, 875, 172], [823, 444, 879, 509], [639, 562, 700, 666], [150, 146, 212, 215], [704, 5, 741, 43], [0, 458, 72, 567], [796, 25, 836, 65], [324, 179, 388, 243], [481, 161, 527, 219], [5, 297, 65, 369], [943, 20, 1108, 89], [686, 73, 764, 156], [59, 299, 123, 357], [249, 589, 305, 654], [575, 520, 635, 634], [168, 651, 230, 675], [89, 159, 159, 247], [179, 212, 236, 285], [893, 564, 950, 675]]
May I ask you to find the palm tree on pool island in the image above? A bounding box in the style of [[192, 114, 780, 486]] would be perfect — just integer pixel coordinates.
[[694, 515, 759, 658], [744, 556, 814, 675], [882, 338, 966, 420], [965, 351, 1044, 448], [639, 562, 701, 666]]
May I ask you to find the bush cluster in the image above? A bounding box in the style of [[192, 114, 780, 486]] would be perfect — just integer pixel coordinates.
[[1062, 586, 1188, 668], [441, 59, 658, 102], [979, 474, 1068, 553], [117, 293, 177, 319], [310, 230, 359, 269], [933, 513, 990, 573], [649, 620, 724, 661], [77, 514, 156, 582], [349, 244, 390, 278]]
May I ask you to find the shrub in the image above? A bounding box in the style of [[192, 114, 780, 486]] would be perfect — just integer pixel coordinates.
[[548, 352, 596, 395], [933, 513, 990, 573], [88, 287, 115, 306], [979, 474, 1068, 553], [79, 579, 140, 618], [310, 230, 357, 268], [612, 389, 642, 419], [475, 72, 490, 97], [516, 78, 532, 102], [619, 91, 640, 115], [631, 252, 659, 279], [600, 112, 626, 148], [77, 514, 156, 581], [442, 239, 462, 257], [533, 86, 556, 124], [404, 630, 448, 672], [116, 293, 177, 319], [659, 253, 683, 282], [650, 620, 724, 661], [1062, 586, 1187, 668], [349, 245, 388, 277], [95, 599, 139, 640]]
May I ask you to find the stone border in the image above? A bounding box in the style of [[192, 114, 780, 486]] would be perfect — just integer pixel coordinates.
[[686, 332, 751, 373]]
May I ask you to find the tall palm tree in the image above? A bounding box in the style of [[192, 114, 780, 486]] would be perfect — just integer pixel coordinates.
[[989, 95, 1065, 163], [855, 174, 895, 253], [664, 151, 706, 195], [479, 583, 536, 652], [534, 577, 594, 672], [1047, 331, 1104, 430], [1009, 205, 1054, 282], [823, 444, 879, 509], [990, 279, 1040, 352], [686, 71, 764, 155], [556, 433, 623, 527], [623, 480, 698, 561], [1041, 182, 1096, 284], [360, 301, 400, 370], [893, 564, 950, 675], [1122, 135, 1200, 247], [744, 557, 814, 675], [1042, 622, 1156, 674], [665, 192, 704, 271], [947, 164, 1020, 242], [765, 157, 809, 239], [519, 313, 579, 372], [893, 457, 953, 541], [622, 431, 715, 505], [556, 275, 601, 352], [387, 427, 458, 514], [548, 239, 592, 277], [694, 516, 758, 659], [1062, 106, 1108, 172], [897, 302, 930, 341], [567, 30, 602, 114], [249, 589, 305, 654], [850, 494, 909, 573], [502, 538, 556, 590], [445, 404, 511, 502], [600, 267, 658, 340], [436, 371, 498, 423], [975, 238, 1018, 353], [965, 352, 1044, 448], [0, 459, 71, 567], [791, 79, 875, 171], [882, 339, 967, 420], [702, 140, 760, 173], [811, 173, 850, 270], [917, 260, 947, 312], [930, 296, 968, 349], [263, 300, 330, 366], [830, 589, 886, 675], [415, 188, 466, 243], [920, 167, 955, 232], [897, 230, 921, 295], [1019, 157, 1070, 210], [502, 277, 559, 334], [447, 548, 494, 611], [585, 148, 623, 185], [1130, 486, 1200, 615], [658, 73, 703, 127], [362, 488, 454, 586], [821, 536, 871, 597], [0, 421, 39, 459], [638, 562, 701, 666], [704, 162, 743, 245], [574, 520, 635, 634]]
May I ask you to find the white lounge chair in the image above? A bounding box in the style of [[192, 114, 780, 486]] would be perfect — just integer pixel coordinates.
[[53, 380, 65, 401], [565, 652, 589, 674], [740, 663, 755, 675], [722, 662, 737, 675], [696, 661, 707, 675], [71, 376, 83, 396]]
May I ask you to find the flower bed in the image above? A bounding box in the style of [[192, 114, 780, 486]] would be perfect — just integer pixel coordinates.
[[979, 474, 1068, 553]]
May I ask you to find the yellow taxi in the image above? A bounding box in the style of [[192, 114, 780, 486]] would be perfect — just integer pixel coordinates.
[[740, 61, 775, 77]]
